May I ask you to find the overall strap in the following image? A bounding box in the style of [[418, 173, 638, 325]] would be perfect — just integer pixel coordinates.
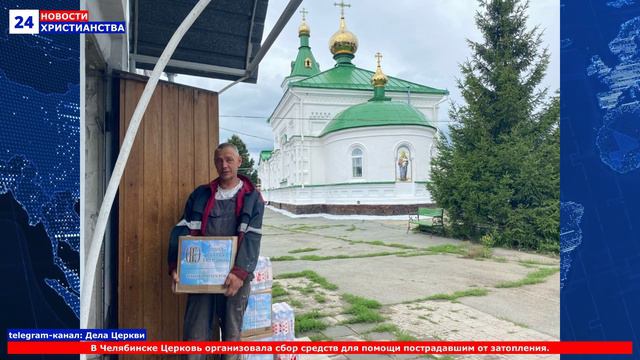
[[199, 181, 218, 235]]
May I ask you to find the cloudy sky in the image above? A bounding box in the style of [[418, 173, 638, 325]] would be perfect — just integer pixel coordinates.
[[175, 0, 560, 162]]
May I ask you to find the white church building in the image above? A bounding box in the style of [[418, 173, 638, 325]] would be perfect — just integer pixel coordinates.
[[258, 7, 448, 215]]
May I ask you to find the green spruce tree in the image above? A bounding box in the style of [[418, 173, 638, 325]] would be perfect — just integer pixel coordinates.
[[227, 134, 259, 185], [427, 0, 559, 252]]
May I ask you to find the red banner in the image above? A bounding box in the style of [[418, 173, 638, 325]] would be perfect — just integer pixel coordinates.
[[6, 341, 633, 355], [40, 10, 89, 22]]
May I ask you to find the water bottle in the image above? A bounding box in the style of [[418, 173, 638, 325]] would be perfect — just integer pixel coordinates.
[[272, 302, 281, 340], [265, 257, 273, 290], [286, 302, 295, 340]]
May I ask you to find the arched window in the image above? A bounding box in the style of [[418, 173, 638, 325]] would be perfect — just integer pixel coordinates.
[[352, 148, 363, 178]]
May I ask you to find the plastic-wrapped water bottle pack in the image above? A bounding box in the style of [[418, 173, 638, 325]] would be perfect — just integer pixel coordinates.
[[272, 302, 295, 341], [250, 256, 273, 293]]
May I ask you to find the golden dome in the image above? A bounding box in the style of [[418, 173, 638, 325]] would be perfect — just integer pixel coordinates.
[[298, 20, 310, 36], [298, 8, 310, 36], [329, 17, 358, 56], [371, 52, 388, 87]]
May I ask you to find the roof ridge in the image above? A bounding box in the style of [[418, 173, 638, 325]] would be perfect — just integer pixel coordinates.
[[352, 66, 447, 92], [288, 63, 338, 84], [289, 65, 448, 94]]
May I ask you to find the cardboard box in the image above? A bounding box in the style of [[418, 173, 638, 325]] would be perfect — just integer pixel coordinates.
[[241, 290, 272, 337], [241, 333, 273, 341], [176, 236, 237, 293], [241, 333, 275, 360]]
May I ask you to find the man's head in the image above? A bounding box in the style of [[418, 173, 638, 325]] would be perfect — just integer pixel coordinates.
[[214, 143, 242, 183]]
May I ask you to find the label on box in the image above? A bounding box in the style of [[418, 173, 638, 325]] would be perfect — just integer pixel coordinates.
[[241, 333, 274, 360], [241, 291, 272, 334], [175, 236, 237, 293]]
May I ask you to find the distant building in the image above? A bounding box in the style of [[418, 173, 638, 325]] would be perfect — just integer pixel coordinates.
[[259, 7, 448, 215]]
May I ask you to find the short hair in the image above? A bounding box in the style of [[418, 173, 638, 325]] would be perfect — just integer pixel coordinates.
[[214, 142, 240, 157]]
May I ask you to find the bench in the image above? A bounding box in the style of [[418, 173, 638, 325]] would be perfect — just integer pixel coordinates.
[[408, 207, 444, 234]]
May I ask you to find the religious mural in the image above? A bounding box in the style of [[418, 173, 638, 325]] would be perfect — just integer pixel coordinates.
[[397, 146, 411, 181]]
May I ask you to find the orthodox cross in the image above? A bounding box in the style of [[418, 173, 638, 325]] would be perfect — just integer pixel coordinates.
[[375, 52, 383, 67], [334, 0, 351, 17]]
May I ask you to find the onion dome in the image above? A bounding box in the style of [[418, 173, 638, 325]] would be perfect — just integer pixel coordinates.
[[298, 7, 310, 36], [321, 52, 435, 136], [371, 52, 388, 87], [329, 1, 358, 58], [329, 16, 358, 56]]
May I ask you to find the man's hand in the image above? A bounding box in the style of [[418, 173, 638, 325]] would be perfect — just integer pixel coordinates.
[[224, 272, 243, 297], [171, 269, 179, 293]]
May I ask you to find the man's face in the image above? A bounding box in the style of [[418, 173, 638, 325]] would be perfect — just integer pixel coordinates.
[[214, 147, 242, 182]]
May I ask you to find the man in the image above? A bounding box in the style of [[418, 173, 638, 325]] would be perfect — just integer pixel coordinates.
[[167, 143, 265, 360]]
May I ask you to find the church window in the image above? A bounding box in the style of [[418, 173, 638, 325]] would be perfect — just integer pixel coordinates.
[[352, 148, 363, 178], [304, 58, 312, 68]]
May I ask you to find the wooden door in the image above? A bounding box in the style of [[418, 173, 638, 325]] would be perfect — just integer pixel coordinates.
[[117, 73, 219, 357]]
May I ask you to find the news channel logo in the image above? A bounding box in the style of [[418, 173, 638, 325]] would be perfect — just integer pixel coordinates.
[[8, 9, 39, 34], [8, 9, 125, 34]]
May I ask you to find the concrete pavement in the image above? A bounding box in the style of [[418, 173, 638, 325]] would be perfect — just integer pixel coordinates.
[[261, 207, 560, 359]]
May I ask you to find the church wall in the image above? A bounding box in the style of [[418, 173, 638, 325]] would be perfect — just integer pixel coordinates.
[[259, 86, 447, 209], [307, 138, 325, 185], [262, 182, 433, 206], [271, 154, 280, 189], [268, 201, 433, 216], [322, 126, 436, 185], [294, 89, 443, 127], [259, 158, 269, 190], [263, 149, 282, 190], [268, 87, 443, 143], [268, 98, 298, 188], [259, 125, 439, 205], [258, 162, 266, 188], [261, 170, 434, 209], [293, 89, 364, 137], [272, 101, 297, 150], [399, 94, 445, 124]]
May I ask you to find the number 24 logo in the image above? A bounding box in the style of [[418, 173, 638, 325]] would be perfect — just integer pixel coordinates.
[[14, 15, 34, 29]]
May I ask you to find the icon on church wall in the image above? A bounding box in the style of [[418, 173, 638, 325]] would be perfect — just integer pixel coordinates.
[[397, 147, 411, 182]]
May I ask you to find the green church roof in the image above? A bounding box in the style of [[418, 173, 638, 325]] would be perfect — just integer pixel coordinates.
[[289, 62, 448, 95], [259, 150, 272, 162], [321, 97, 436, 137], [289, 34, 320, 78]]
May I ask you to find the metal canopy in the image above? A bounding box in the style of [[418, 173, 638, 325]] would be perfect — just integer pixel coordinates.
[[130, 0, 271, 83]]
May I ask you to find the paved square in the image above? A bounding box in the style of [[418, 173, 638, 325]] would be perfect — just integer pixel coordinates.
[[263, 208, 560, 360]]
